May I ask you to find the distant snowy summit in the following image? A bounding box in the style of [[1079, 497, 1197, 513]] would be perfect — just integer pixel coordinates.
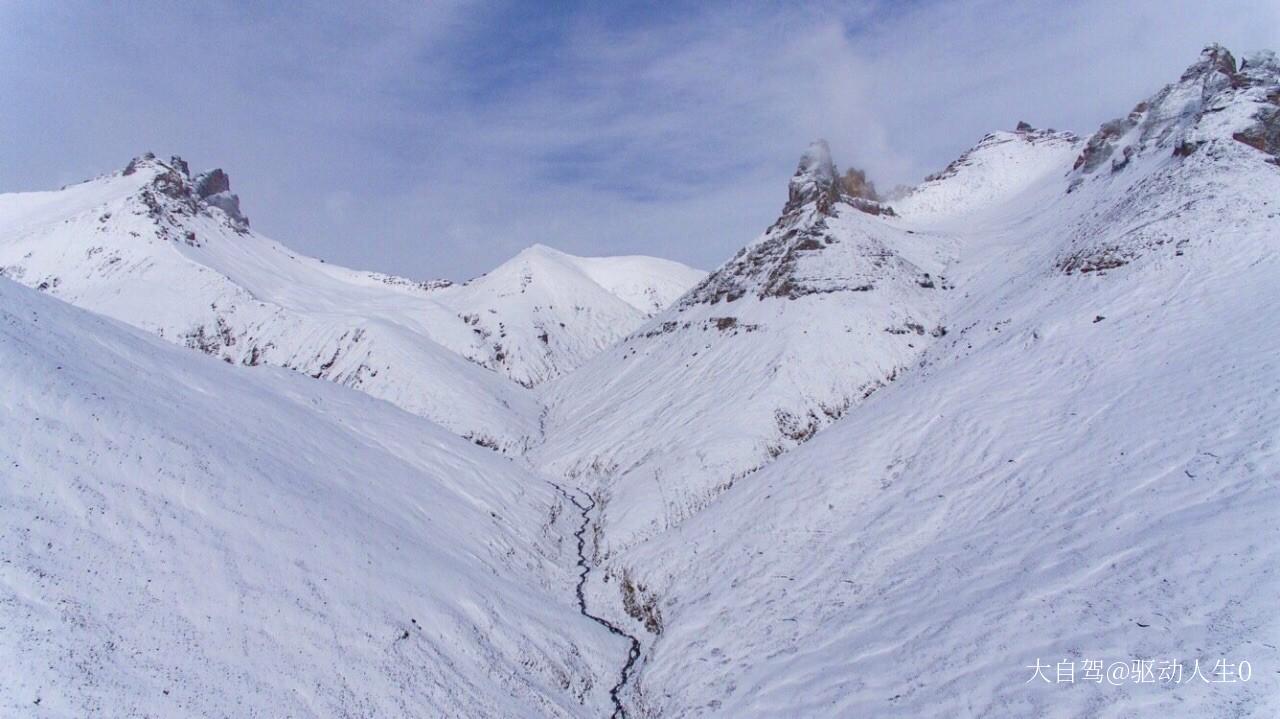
[[122, 153, 250, 231], [0, 152, 704, 450], [438, 243, 704, 387]]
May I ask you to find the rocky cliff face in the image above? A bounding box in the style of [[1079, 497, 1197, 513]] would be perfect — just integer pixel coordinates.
[[1071, 44, 1280, 184], [683, 140, 909, 305], [124, 153, 250, 237]]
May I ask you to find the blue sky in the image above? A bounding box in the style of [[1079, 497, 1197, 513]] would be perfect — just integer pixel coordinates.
[[2, 1, 1277, 279]]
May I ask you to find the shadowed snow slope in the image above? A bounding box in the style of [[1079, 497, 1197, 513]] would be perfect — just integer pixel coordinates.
[[0, 276, 625, 716]]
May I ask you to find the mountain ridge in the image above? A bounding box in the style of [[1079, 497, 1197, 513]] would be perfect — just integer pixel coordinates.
[[0, 158, 704, 448]]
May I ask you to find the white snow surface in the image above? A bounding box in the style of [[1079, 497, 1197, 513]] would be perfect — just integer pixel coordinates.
[[0, 276, 628, 716], [890, 127, 1081, 221], [608, 133, 1280, 718], [3, 44, 1279, 719]]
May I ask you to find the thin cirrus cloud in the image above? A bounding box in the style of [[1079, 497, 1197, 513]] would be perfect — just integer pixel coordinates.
[[0, 1, 1276, 280]]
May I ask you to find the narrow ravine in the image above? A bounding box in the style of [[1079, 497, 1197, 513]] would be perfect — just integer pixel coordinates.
[[552, 484, 643, 719]]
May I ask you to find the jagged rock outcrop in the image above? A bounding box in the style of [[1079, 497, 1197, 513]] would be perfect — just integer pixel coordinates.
[[781, 140, 894, 217], [783, 140, 841, 213], [683, 141, 908, 304], [1072, 44, 1280, 184], [192, 168, 249, 230], [124, 154, 250, 234]]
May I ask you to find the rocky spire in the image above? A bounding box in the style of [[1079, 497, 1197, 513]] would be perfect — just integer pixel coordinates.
[[785, 140, 840, 213], [193, 169, 231, 198], [781, 140, 895, 217]]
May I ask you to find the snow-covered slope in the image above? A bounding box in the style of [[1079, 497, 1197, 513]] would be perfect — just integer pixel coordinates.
[[433, 244, 704, 387], [535, 140, 952, 547], [551, 44, 1280, 716], [0, 157, 702, 449], [0, 156, 534, 450], [890, 124, 1081, 221], [0, 275, 636, 716], [4, 42, 1278, 719]]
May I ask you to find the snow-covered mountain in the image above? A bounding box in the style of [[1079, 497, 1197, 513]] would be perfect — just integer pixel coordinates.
[[534, 139, 955, 547], [532, 44, 1280, 715], [434, 244, 704, 388], [4, 44, 1278, 718], [0, 157, 702, 450], [0, 275, 631, 716]]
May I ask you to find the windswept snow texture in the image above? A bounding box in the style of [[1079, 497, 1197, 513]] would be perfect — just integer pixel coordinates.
[[0, 276, 628, 717], [0, 160, 702, 449]]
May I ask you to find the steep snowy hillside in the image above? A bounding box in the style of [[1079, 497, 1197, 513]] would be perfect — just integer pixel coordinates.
[[0, 157, 702, 448], [890, 123, 1081, 221], [433, 245, 704, 387], [0, 156, 534, 450], [0, 275, 636, 717], [535, 140, 953, 547], [557, 45, 1280, 716]]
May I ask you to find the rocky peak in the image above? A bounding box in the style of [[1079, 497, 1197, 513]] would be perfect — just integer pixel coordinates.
[[1182, 43, 1237, 83], [785, 140, 841, 213], [1071, 44, 1280, 182], [121, 154, 251, 235], [194, 169, 231, 198], [122, 152, 165, 177], [679, 141, 912, 307], [783, 140, 894, 217]]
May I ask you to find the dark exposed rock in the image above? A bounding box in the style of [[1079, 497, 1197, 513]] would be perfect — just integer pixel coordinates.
[[680, 142, 915, 306], [839, 166, 880, 202], [1183, 43, 1238, 82], [1058, 247, 1131, 275], [194, 169, 249, 230], [1073, 116, 1138, 173], [1173, 140, 1203, 157], [783, 140, 894, 218], [1233, 106, 1280, 157], [784, 140, 842, 215], [194, 169, 231, 198], [849, 197, 896, 217]]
